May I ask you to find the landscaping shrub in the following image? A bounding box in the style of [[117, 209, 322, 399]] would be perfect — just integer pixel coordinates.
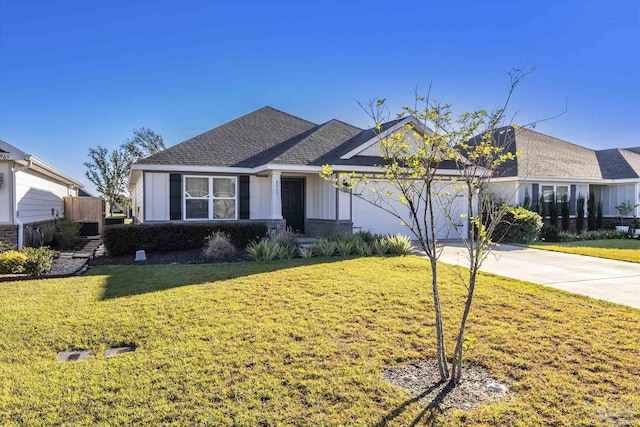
[[53, 220, 81, 250], [297, 246, 314, 258], [246, 239, 279, 261], [0, 242, 16, 253], [372, 238, 389, 256], [275, 244, 297, 260], [331, 234, 361, 256], [268, 227, 299, 251], [354, 230, 381, 245], [312, 239, 337, 257], [560, 193, 570, 232], [544, 230, 626, 243], [493, 205, 543, 243], [21, 247, 55, 276], [104, 222, 268, 256], [587, 192, 596, 231], [548, 191, 558, 229], [0, 250, 27, 274], [540, 225, 560, 242], [576, 194, 585, 234], [355, 241, 372, 256], [596, 201, 604, 230], [383, 234, 413, 255], [201, 231, 236, 260]]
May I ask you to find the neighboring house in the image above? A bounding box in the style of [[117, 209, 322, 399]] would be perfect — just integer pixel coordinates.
[[129, 106, 470, 239], [481, 127, 640, 223], [0, 140, 85, 248]]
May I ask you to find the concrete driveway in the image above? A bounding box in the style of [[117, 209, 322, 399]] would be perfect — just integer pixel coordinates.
[[429, 242, 640, 309]]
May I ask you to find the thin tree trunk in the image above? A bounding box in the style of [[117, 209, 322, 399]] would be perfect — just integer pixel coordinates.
[[449, 269, 477, 385], [430, 258, 449, 380]]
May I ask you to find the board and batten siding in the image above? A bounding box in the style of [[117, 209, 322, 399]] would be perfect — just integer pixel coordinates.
[[143, 172, 170, 221], [305, 174, 335, 220], [249, 176, 271, 219], [0, 162, 11, 223], [15, 169, 76, 224]]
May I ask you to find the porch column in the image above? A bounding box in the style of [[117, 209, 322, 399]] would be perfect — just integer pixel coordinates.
[[270, 171, 283, 219]]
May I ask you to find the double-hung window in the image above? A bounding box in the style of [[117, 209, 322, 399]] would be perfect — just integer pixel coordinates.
[[184, 176, 237, 220]]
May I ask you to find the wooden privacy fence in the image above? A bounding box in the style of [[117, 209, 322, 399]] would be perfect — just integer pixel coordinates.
[[63, 196, 105, 235]]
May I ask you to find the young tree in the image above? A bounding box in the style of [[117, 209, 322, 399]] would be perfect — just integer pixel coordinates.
[[85, 128, 165, 210], [322, 69, 529, 385]]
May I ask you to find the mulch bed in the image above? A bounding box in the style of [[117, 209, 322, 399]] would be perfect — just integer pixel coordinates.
[[88, 248, 251, 266]]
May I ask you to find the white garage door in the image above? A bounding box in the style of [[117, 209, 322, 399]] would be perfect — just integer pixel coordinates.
[[352, 181, 468, 240]]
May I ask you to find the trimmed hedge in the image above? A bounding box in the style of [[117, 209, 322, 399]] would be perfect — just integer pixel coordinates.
[[104, 222, 268, 256]]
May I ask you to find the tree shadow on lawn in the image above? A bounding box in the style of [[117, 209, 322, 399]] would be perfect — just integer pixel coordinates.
[[91, 257, 345, 300], [375, 381, 454, 427]]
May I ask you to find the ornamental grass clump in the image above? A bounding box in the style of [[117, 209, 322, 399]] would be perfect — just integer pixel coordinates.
[[333, 235, 358, 256], [297, 246, 314, 258], [246, 239, 280, 261], [202, 231, 237, 261], [312, 239, 337, 258], [383, 234, 414, 255], [355, 241, 373, 256], [372, 238, 389, 256]]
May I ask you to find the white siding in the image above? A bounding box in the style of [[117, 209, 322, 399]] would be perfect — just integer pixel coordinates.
[[249, 176, 271, 219], [306, 174, 335, 219], [593, 183, 637, 216], [356, 129, 423, 157], [0, 162, 11, 223], [133, 173, 144, 223], [352, 180, 468, 240], [144, 173, 170, 221], [15, 169, 74, 223], [490, 181, 519, 205]]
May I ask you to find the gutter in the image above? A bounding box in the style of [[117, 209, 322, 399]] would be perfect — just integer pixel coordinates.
[[12, 157, 33, 250]]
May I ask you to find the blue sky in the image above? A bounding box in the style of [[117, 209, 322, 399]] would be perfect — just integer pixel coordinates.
[[1, 0, 638, 194]]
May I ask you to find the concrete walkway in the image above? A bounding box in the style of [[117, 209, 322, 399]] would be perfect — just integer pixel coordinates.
[[430, 242, 640, 309]]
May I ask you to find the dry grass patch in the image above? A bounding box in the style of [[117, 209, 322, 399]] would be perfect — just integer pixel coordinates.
[[0, 257, 638, 426], [529, 239, 640, 263]]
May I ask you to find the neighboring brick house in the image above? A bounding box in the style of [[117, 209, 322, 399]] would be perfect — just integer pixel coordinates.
[[0, 140, 85, 248]]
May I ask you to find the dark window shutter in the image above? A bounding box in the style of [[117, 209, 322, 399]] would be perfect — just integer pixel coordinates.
[[531, 184, 539, 212], [239, 175, 250, 219], [170, 174, 182, 220], [570, 185, 577, 215]]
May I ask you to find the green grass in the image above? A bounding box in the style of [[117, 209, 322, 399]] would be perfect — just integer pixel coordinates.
[[0, 257, 638, 426], [529, 239, 640, 263]]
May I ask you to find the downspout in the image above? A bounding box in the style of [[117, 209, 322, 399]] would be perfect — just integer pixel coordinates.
[[12, 158, 32, 250]]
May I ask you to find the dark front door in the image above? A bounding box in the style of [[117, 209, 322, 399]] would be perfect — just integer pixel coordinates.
[[281, 178, 305, 234]]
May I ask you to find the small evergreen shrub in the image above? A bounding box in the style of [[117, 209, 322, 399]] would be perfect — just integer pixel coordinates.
[[312, 239, 337, 258], [246, 239, 279, 261], [560, 194, 570, 232], [372, 238, 389, 256], [384, 234, 413, 255], [587, 192, 596, 231], [355, 241, 372, 256], [493, 206, 543, 243], [576, 194, 585, 234], [0, 242, 16, 253], [596, 202, 604, 230], [53, 220, 81, 250], [354, 230, 381, 245], [297, 246, 314, 258], [0, 250, 27, 274], [275, 244, 297, 260], [549, 191, 558, 229], [202, 231, 237, 260], [21, 247, 55, 276], [540, 225, 560, 242], [104, 222, 268, 256]]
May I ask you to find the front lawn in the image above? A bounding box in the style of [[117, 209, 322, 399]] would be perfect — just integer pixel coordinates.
[[529, 239, 640, 263], [0, 257, 638, 426]]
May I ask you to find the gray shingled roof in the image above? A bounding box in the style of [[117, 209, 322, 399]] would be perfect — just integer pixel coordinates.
[[595, 149, 639, 179], [135, 107, 413, 168], [137, 106, 318, 167]]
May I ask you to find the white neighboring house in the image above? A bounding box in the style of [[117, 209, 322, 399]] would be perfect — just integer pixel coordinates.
[[129, 106, 471, 239], [478, 128, 640, 226], [0, 140, 85, 249]]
